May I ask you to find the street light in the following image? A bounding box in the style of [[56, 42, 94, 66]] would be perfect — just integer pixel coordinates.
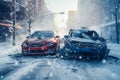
[[54, 12, 64, 14], [37, 12, 64, 18]]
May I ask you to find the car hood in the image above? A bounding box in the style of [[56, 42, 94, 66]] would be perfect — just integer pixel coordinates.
[[69, 37, 101, 44], [26, 38, 55, 44]]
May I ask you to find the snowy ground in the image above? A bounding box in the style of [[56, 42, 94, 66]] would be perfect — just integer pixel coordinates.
[[107, 43, 120, 58], [0, 42, 120, 80], [0, 42, 20, 65]]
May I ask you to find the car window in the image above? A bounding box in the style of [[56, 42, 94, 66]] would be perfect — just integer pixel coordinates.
[[71, 30, 99, 40], [30, 31, 54, 39]]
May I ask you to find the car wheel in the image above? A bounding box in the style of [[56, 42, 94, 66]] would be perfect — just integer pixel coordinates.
[[54, 45, 60, 56], [53, 48, 57, 55], [22, 51, 26, 56], [96, 47, 108, 60], [98, 56, 105, 60], [49, 48, 57, 56], [59, 49, 70, 59], [97, 53, 108, 61], [22, 53, 27, 56]]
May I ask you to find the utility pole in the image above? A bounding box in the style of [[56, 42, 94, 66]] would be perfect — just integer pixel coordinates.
[[114, 0, 119, 43], [115, 8, 119, 43], [12, 0, 16, 46]]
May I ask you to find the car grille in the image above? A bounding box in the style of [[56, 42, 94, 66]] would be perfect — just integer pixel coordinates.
[[30, 50, 45, 53], [72, 42, 96, 47], [30, 43, 44, 47], [80, 43, 96, 47]]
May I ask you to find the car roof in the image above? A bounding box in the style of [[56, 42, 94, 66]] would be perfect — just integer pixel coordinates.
[[70, 29, 94, 33], [34, 30, 54, 33]]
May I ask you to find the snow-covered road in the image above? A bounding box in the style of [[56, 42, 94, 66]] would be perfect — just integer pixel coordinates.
[[1, 56, 120, 80], [0, 42, 120, 80]]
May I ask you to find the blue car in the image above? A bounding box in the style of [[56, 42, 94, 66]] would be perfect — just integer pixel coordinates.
[[61, 29, 110, 60]]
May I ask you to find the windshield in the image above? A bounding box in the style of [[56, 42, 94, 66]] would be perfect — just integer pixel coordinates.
[[71, 30, 99, 40], [30, 31, 54, 39]]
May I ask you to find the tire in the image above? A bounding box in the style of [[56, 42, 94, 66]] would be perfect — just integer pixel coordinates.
[[98, 47, 109, 60], [49, 48, 57, 56], [53, 44, 60, 56], [22, 53, 28, 56], [53, 48, 57, 55], [59, 49, 70, 59]]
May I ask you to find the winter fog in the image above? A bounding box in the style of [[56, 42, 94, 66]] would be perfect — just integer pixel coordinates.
[[0, 0, 120, 80]]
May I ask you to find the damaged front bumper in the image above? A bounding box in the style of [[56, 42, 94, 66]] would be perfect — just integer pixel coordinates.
[[64, 46, 106, 58], [22, 47, 55, 55]]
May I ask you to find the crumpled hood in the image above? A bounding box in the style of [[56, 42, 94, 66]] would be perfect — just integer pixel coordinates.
[[69, 37, 101, 44]]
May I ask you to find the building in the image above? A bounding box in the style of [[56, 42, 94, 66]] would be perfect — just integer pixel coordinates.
[[100, 21, 120, 43], [22, 0, 49, 17], [0, 0, 27, 21], [67, 10, 79, 29], [28, 0, 55, 32], [0, 20, 23, 42], [4, 0, 55, 33], [0, 0, 55, 42], [78, 0, 102, 26], [78, 0, 120, 26]]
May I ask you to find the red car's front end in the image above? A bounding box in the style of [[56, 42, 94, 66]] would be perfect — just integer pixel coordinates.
[[21, 31, 60, 55]]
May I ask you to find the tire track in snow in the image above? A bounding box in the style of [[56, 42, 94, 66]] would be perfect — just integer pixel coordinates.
[[0, 64, 19, 80], [3, 59, 43, 80], [76, 58, 120, 80]]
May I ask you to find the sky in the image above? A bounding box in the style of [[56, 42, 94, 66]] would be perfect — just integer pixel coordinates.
[[45, 0, 78, 28]]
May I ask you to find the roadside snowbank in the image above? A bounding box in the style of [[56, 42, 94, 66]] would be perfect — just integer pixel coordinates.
[[107, 43, 120, 58], [0, 42, 21, 65], [4, 62, 40, 80], [0, 42, 20, 56]]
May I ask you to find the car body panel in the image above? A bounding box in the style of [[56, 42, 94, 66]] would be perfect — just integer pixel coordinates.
[[63, 29, 110, 59], [21, 30, 60, 55]]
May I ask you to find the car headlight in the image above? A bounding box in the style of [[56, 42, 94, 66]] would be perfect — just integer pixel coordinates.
[[46, 42, 54, 46], [22, 42, 28, 47]]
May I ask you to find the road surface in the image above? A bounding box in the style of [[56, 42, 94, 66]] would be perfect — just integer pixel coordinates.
[[0, 54, 120, 80]]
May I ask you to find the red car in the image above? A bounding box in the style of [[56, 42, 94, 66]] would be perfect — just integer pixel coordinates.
[[21, 30, 60, 55]]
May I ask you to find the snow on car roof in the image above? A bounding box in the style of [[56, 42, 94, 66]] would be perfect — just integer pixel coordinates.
[[3, 0, 11, 2], [72, 29, 93, 33], [34, 30, 54, 33], [33, 30, 54, 36]]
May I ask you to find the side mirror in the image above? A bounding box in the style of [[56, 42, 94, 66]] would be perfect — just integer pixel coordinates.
[[55, 35, 60, 38], [64, 35, 69, 39], [26, 36, 30, 38], [100, 37, 106, 42]]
